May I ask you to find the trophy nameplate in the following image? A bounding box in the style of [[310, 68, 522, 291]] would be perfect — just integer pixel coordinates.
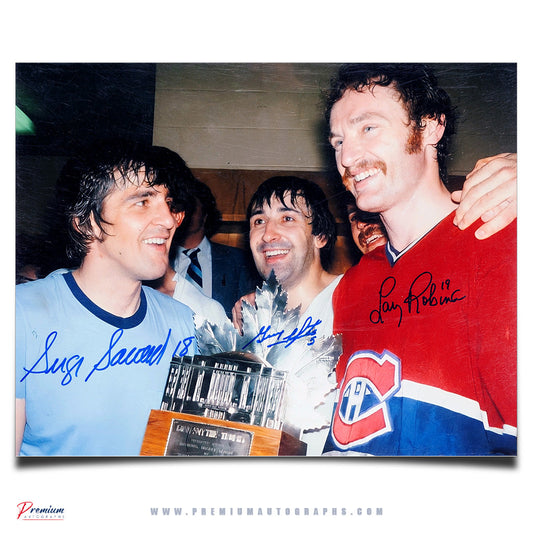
[[165, 418, 253, 456], [140, 410, 305, 456]]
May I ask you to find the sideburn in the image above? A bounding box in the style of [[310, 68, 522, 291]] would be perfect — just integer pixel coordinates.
[[406, 124, 424, 154]]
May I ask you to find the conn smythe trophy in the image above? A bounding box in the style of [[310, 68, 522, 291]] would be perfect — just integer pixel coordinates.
[[141, 351, 290, 456], [141, 274, 341, 456]]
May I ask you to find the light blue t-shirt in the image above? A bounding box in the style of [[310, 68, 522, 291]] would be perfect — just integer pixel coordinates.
[[16, 271, 197, 456]]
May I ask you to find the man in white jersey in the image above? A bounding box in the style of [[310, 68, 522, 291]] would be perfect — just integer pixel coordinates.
[[242, 176, 342, 338], [16, 141, 197, 456], [238, 176, 341, 454]]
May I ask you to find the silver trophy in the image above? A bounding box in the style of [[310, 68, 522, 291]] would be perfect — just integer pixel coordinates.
[[192, 273, 342, 438], [161, 351, 287, 430]]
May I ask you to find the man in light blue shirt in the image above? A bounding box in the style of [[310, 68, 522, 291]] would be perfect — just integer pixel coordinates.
[[16, 142, 197, 456]]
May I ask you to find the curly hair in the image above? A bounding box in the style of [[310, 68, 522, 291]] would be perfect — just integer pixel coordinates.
[[324, 63, 457, 181]]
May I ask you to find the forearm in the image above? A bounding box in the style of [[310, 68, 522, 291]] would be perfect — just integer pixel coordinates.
[[15, 398, 26, 455]]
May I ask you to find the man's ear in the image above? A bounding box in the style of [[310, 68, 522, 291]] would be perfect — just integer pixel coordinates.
[[84, 212, 102, 241], [423, 114, 446, 146], [314, 233, 328, 250], [173, 210, 185, 228]]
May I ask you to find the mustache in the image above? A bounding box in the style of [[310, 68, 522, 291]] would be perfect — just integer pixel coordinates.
[[362, 223, 384, 238], [343, 159, 387, 180], [359, 224, 385, 246]]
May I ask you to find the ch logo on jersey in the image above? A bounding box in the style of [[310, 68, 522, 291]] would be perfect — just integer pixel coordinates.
[[332, 350, 401, 449]]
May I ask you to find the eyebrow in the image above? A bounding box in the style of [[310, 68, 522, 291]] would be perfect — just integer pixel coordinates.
[[124, 187, 160, 203], [329, 111, 388, 139], [352, 111, 387, 124], [250, 204, 303, 218]]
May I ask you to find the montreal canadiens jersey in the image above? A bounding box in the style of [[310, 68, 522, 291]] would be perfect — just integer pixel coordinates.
[[325, 213, 517, 456]]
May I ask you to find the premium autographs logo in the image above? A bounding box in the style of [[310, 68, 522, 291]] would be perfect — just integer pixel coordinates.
[[16, 501, 65, 520]]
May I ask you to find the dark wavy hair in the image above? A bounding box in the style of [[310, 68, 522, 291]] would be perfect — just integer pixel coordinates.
[[172, 177, 223, 243], [324, 63, 457, 181], [191, 178, 223, 239], [246, 175, 337, 271], [57, 141, 195, 263]]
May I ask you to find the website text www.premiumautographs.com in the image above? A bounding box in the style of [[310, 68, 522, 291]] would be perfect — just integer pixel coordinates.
[[149, 507, 384, 518]]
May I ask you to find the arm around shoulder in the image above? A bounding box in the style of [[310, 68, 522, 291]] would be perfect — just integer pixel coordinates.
[[452, 153, 516, 240]]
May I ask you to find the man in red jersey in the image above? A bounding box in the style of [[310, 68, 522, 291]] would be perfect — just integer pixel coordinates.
[[324, 64, 516, 455]]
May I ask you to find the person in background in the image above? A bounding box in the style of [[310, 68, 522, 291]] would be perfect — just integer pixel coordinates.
[[343, 193, 388, 256], [172, 178, 260, 319], [16, 233, 43, 284]]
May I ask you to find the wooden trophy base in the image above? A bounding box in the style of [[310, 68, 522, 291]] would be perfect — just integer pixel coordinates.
[[140, 410, 306, 457]]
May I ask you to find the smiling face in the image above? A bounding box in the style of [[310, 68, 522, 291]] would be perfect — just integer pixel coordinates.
[[329, 85, 427, 217], [249, 193, 325, 290], [90, 170, 183, 283], [347, 205, 387, 254]]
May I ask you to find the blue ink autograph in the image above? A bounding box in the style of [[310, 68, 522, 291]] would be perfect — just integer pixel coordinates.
[[20, 329, 195, 386], [370, 272, 466, 328], [240, 316, 322, 350]]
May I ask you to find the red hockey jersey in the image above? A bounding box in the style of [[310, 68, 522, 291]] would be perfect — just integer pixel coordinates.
[[326, 212, 517, 456]]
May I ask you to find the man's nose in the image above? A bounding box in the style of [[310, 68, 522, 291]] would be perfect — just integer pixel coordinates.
[[262, 220, 280, 241], [340, 136, 364, 170], [154, 201, 176, 229]]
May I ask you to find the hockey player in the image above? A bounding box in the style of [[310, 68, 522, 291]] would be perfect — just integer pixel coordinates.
[[16, 142, 197, 456], [325, 64, 516, 455]]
